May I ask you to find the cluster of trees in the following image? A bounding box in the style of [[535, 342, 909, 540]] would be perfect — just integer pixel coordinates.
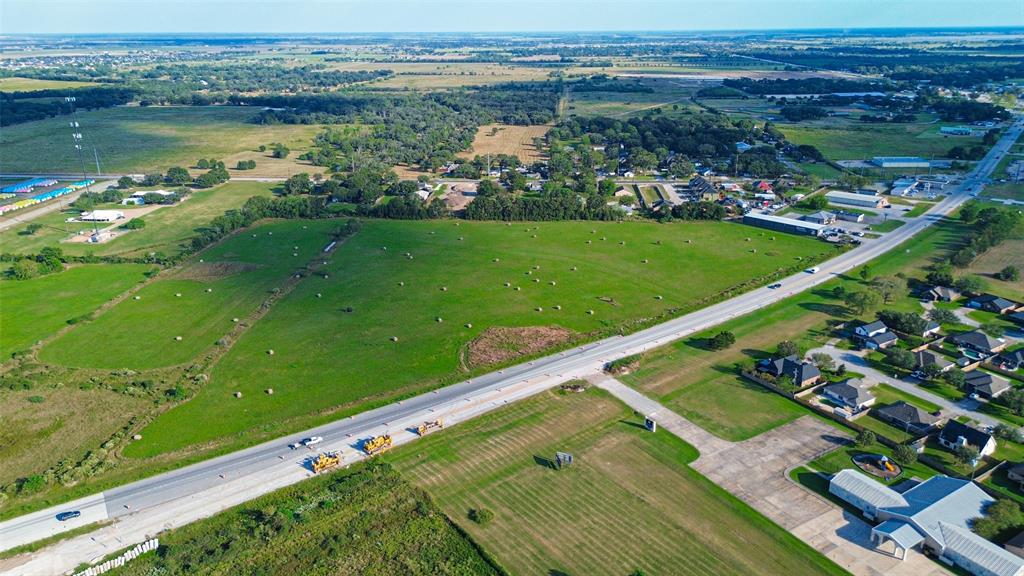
[[569, 75, 654, 93], [859, 113, 918, 123], [929, 97, 1010, 122], [0, 86, 135, 126], [194, 160, 230, 188], [734, 146, 787, 178], [706, 331, 736, 350], [463, 192, 623, 222], [876, 310, 928, 336], [190, 195, 343, 252], [8, 247, 63, 280], [235, 159, 257, 170], [950, 203, 1022, 267], [668, 201, 726, 221], [779, 105, 828, 122], [973, 499, 1024, 541], [947, 145, 988, 161], [722, 77, 889, 95], [72, 188, 126, 210]]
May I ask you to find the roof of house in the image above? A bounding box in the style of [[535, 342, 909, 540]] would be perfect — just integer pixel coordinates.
[[805, 210, 835, 221], [823, 381, 876, 406], [939, 420, 994, 450], [970, 293, 1018, 310], [875, 401, 941, 426], [938, 522, 1024, 576], [924, 321, 941, 333], [928, 285, 960, 299], [952, 330, 1004, 352], [965, 371, 1012, 396], [882, 476, 994, 550], [915, 349, 953, 370], [859, 320, 888, 334], [830, 469, 907, 509], [1001, 349, 1024, 364], [1005, 530, 1024, 551], [868, 332, 899, 346], [1010, 311, 1024, 324], [761, 355, 821, 383]]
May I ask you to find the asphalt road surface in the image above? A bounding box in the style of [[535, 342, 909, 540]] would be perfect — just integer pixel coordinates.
[[1, 117, 1020, 575]]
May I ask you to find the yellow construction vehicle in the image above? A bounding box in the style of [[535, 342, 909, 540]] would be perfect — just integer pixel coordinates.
[[311, 451, 342, 474], [417, 419, 444, 436], [363, 434, 393, 456]]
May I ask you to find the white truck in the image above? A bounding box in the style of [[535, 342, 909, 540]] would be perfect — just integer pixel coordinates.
[[805, 266, 820, 274]]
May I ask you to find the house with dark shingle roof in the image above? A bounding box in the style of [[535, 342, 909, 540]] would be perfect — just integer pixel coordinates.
[[938, 420, 996, 458], [829, 471, 1024, 574], [873, 401, 944, 435], [1010, 311, 1024, 326], [964, 370, 1012, 400], [925, 285, 960, 303], [967, 293, 1019, 315], [822, 379, 876, 412], [951, 330, 1008, 356], [914, 349, 954, 374], [997, 349, 1024, 371], [757, 355, 821, 387]]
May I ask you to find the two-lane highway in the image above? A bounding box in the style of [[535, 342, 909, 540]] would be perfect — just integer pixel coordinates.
[[1, 116, 1020, 576]]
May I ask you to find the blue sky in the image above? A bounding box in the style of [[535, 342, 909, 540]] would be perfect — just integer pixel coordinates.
[[1, 0, 1021, 34]]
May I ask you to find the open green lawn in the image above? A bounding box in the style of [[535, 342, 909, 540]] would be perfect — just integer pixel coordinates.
[[0, 181, 275, 258], [127, 218, 830, 456], [387, 388, 848, 576], [40, 219, 337, 370], [809, 442, 939, 483], [0, 264, 152, 359], [0, 77, 97, 91], [0, 106, 323, 174], [101, 461, 500, 576], [779, 121, 985, 161]]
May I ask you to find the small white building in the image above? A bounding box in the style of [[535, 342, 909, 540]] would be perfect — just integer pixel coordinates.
[[80, 210, 124, 222], [827, 190, 889, 209]]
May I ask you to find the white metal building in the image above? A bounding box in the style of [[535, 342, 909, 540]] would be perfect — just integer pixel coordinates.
[[79, 210, 124, 222]]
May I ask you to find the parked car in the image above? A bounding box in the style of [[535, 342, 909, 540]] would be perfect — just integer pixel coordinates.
[[56, 511, 81, 522]]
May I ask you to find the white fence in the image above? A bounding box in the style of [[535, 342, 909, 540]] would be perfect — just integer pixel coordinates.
[[73, 538, 158, 576]]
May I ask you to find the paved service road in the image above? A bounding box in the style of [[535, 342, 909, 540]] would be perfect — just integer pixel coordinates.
[[1, 117, 1021, 575]]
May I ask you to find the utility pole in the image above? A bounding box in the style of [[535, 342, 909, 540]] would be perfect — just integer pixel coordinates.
[[66, 95, 98, 235]]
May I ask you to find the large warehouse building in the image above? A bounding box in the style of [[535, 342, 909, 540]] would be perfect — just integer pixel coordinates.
[[742, 212, 826, 236], [871, 156, 931, 169], [826, 190, 890, 209]]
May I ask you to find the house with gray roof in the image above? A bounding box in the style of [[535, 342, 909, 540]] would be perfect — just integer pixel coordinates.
[[964, 370, 1012, 400], [873, 401, 944, 435], [926, 285, 961, 302], [968, 294, 1020, 315], [914, 349, 954, 374], [822, 380, 876, 412], [756, 355, 821, 387], [997, 349, 1024, 371], [939, 420, 997, 458], [830, 470, 1024, 575], [952, 330, 1008, 356]]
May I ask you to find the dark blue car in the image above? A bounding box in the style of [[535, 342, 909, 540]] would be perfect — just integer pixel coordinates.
[[56, 510, 81, 521]]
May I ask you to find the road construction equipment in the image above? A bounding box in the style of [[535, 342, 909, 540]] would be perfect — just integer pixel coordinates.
[[417, 419, 444, 436], [363, 435, 393, 456], [311, 451, 342, 474]]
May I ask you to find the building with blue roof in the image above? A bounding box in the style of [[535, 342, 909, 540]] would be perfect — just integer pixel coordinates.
[[830, 469, 1024, 575]]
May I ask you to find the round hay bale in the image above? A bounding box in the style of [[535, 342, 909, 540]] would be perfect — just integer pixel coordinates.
[[455, 222, 460, 226], [316, 293, 322, 298], [267, 349, 275, 355], [619, 241, 626, 245], [641, 259, 648, 263], [465, 323, 473, 328], [532, 234, 538, 238], [655, 295, 663, 300], [252, 234, 257, 237], [536, 307, 543, 312], [493, 258, 500, 262], [591, 230, 596, 234], [533, 265, 540, 270], [504, 282, 511, 287], [132, 434, 142, 441], [554, 305, 562, 310], [206, 288, 213, 293], [294, 246, 298, 250], [382, 246, 388, 251], [549, 281, 556, 285], [390, 336, 399, 342], [292, 253, 298, 257], [174, 336, 182, 341], [133, 296, 141, 300], [533, 278, 540, 283], [526, 270, 532, 275], [440, 286, 448, 291], [458, 236, 464, 241], [266, 388, 274, 395], [232, 318, 239, 323], [323, 274, 329, 279], [234, 391, 243, 398], [175, 293, 182, 297], [515, 286, 522, 291], [436, 317, 443, 322], [398, 281, 405, 286], [745, 237, 751, 242], [199, 258, 204, 263], [687, 239, 692, 244], [586, 240, 592, 244], [268, 231, 273, 235], [586, 309, 595, 315], [601, 237, 607, 241]]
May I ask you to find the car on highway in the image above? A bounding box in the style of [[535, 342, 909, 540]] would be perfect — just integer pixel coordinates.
[[768, 283, 782, 289], [289, 436, 324, 449], [56, 510, 81, 522], [804, 266, 820, 274]]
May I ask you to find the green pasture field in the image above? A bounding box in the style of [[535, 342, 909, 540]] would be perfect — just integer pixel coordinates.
[[129, 218, 830, 456], [0, 106, 322, 174], [0, 264, 152, 359], [566, 89, 697, 118], [40, 219, 338, 370], [620, 215, 970, 440], [387, 388, 847, 576], [0, 77, 97, 91], [981, 182, 1024, 202], [779, 121, 985, 161], [100, 461, 500, 576], [0, 181, 275, 258], [966, 220, 1024, 302]]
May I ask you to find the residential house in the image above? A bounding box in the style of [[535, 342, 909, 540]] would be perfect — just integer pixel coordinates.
[[996, 349, 1024, 371], [803, 211, 836, 225], [855, 321, 889, 339], [822, 380, 876, 412], [757, 355, 821, 387], [753, 180, 773, 193], [925, 285, 961, 302], [873, 401, 944, 435], [1010, 311, 1024, 326], [914, 349, 954, 374], [951, 330, 1008, 356], [1007, 464, 1024, 491], [829, 471, 1024, 574], [735, 141, 753, 153], [921, 321, 942, 338], [938, 420, 997, 458], [964, 370, 1012, 400], [967, 294, 1019, 315], [855, 321, 898, 350]]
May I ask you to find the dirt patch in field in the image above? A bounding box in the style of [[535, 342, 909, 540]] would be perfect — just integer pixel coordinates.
[[463, 326, 575, 369], [175, 261, 262, 282], [441, 183, 477, 212], [457, 124, 549, 163]]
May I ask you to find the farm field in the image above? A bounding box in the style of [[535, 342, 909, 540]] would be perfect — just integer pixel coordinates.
[[980, 182, 1024, 202], [966, 222, 1024, 301], [99, 462, 501, 576], [0, 77, 97, 91], [129, 218, 831, 456], [621, 215, 970, 440], [325, 60, 553, 88], [0, 181, 276, 258], [387, 388, 847, 576], [40, 219, 338, 370], [779, 120, 985, 161], [0, 264, 152, 359], [0, 106, 323, 175], [457, 123, 549, 163], [566, 88, 697, 118]]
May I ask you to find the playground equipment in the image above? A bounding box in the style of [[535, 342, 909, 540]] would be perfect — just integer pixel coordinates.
[[363, 434, 393, 456], [311, 451, 342, 474], [417, 419, 444, 436]]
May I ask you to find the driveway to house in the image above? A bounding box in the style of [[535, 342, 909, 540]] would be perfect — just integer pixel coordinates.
[[808, 344, 1001, 428], [589, 373, 951, 576]]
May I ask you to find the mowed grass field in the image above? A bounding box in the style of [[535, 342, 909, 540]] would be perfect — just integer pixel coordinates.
[[128, 218, 830, 456], [0, 181, 275, 258], [40, 219, 338, 370], [457, 124, 549, 163], [387, 389, 847, 576], [0, 106, 322, 174], [0, 77, 98, 91], [779, 120, 985, 160], [966, 220, 1024, 301], [0, 264, 152, 359]]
